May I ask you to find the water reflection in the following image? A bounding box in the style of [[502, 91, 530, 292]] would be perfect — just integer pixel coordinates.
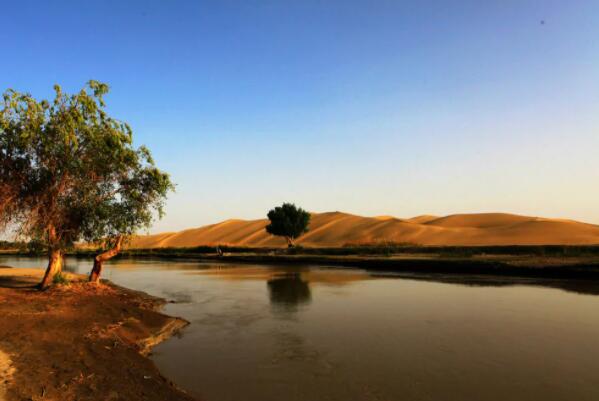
[[6, 255, 599, 298], [5, 256, 599, 401], [267, 273, 312, 312], [374, 272, 599, 296]]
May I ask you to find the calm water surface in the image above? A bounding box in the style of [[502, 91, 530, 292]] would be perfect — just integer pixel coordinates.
[[4, 256, 599, 401]]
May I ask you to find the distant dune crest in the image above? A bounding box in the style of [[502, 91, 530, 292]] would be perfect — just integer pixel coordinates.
[[129, 212, 599, 248]]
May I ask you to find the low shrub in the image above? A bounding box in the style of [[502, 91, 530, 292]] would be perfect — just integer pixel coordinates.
[[52, 272, 70, 286]]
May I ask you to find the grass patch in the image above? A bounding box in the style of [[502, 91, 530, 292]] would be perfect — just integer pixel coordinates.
[[52, 272, 70, 286]]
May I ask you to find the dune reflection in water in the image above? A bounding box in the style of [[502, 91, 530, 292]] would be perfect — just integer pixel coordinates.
[[4, 256, 599, 401]]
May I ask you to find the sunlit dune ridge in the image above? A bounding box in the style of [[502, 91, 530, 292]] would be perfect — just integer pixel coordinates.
[[128, 212, 599, 248]]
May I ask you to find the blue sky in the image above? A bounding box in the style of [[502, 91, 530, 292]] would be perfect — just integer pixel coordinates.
[[2, 1, 599, 232]]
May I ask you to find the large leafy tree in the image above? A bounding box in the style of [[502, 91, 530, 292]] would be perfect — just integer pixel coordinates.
[[0, 81, 173, 289], [265, 203, 310, 247], [77, 144, 173, 284]]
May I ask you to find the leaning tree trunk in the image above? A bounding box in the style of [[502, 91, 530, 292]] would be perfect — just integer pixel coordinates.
[[89, 235, 124, 283], [39, 226, 63, 290], [39, 249, 63, 290], [286, 236, 295, 248]]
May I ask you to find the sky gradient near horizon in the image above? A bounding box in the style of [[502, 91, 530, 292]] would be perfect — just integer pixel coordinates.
[[2, 1, 599, 232]]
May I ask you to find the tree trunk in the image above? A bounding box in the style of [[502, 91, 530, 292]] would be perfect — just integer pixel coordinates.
[[39, 249, 63, 290], [89, 235, 124, 283], [286, 236, 295, 248], [39, 225, 62, 290]]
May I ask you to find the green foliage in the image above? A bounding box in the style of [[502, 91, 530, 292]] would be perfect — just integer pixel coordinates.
[[52, 272, 70, 285], [265, 203, 310, 246], [0, 240, 25, 250], [26, 239, 46, 255], [0, 81, 174, 250]]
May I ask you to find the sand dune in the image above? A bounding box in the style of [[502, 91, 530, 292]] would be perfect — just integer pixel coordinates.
[[129, 211, 599, 248], [406, 215, 439, 224], [424, 213, 532, 228]]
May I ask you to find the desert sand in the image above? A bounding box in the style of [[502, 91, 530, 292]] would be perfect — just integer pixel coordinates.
[[129, 212, 599, 248], [0, 349, 13, 401]]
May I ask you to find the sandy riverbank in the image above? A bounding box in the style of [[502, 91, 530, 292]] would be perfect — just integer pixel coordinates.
[[0, 349, 14, 401], [0, 267, 195, 401]]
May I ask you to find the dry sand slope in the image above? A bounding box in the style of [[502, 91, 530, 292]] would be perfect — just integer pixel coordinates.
[[129, 212, 599, 248]]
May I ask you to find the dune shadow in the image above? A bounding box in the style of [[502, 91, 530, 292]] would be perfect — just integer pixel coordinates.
[[371, 272, 599, 296]]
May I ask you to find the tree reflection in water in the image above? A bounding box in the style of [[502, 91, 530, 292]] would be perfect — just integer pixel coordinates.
[[267, 273, 312, 312]]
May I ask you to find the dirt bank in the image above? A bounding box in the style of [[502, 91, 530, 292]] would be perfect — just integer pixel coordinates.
[[0, 348, 14, 401], [0, 268, 196, 401]]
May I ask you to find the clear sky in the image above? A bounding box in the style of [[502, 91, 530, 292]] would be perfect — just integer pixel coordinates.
[[2, 1, 598, 232]]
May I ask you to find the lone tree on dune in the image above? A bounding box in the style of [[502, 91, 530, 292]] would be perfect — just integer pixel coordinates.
[[265, 203, 310, 247], [0, 81, 173, 289]]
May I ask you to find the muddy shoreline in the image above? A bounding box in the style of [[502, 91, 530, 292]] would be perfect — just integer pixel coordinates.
[[0, 268, 196, 401]]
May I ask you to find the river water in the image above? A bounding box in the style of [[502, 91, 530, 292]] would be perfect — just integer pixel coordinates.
[[4, 256, 599, 401]]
